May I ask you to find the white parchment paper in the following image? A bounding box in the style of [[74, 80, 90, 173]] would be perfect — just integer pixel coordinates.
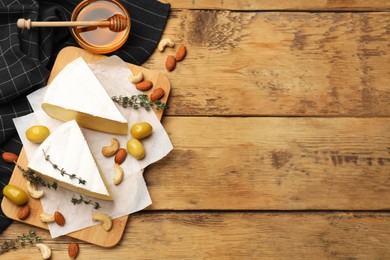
[[13, 57, 173, 238]]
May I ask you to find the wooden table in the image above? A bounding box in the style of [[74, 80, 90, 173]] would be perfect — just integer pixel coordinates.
[[2, 1, 390, 259]]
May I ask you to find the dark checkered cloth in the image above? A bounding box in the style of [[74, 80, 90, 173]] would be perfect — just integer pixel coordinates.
[[0, 0, 170, 232]]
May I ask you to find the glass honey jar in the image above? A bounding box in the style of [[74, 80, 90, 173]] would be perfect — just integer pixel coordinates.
[[71, 0, 130, 54]]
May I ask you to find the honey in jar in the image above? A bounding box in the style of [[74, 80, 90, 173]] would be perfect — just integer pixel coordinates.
[[71, 0, 130, 54]]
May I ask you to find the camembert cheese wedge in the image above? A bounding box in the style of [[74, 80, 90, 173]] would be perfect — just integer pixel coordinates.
[[42, 57, 128, 135], [28, 120, 112, 201]]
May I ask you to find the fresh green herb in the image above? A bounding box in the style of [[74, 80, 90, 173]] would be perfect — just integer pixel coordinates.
[[17, 162, 100, 210], [71, 195, 101, 210], [0, 230, 42, 254], [16, 164, 58, 190], [112, 94, 167, 111], [43, 150, 86, 185]]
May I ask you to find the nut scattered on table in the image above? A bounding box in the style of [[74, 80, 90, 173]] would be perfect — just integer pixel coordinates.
[[40, 212, 55, 223], [54, 211, 66, 226], [150, 88, 165, 102], [114, 148, 127, 164], [17, 204, 30, 220], [36, 243, 52, 260], [158, 38, 175, 52], [113, 163, 124, 185], [92, 213, 112, 231], [1, 152, 18, 163], [165, 55, 176, 71], [102, 138, 120, 157], [68, 242, 79, 259], [26, 181, 44, 199], [175, 45, 187, 61], [129, 71, 144, 84], [136, 80, 153, 91]]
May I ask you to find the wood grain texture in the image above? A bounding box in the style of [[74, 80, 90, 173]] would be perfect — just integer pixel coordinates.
[[145, 11, 390, 116], [163, 0, 390, 11], [2, 212, 390, 259], [2, 3, 390, 258], [5, 116, 389, 214], [145, 117, 390, 210]]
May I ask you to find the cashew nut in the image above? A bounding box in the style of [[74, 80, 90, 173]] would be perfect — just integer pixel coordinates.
[[92, 213, 112, 231], [102, 138, 120, 157], [129, 71, 144, 84], [36, 243, 52, 260], [26, 181, 44, 199], [40, 212, 55, 223], [113, 163, 124, 185], [158, 38, 175, 52]]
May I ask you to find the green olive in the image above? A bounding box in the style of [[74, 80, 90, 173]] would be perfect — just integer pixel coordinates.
[[3, 184, 28, 206], [127, 138, 145, 160], [130, 122, 153, 140], [26, 125, 50, 144]]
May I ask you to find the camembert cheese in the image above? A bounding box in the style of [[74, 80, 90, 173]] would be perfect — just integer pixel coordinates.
[[28, 120, 112, 200], [42, 57, 128, 135]]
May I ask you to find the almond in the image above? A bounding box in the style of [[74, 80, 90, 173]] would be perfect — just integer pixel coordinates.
[[54, 211, 65, 226], [68, 243, 79, 259], [17, 204, 30, 220], [136, 80, 153, 91], [114, 148, 127, 164], [2, 152, 18, 163], [150, 88, 165, 102], [165, 55, 176, 71], [175, 45, 187, 61]]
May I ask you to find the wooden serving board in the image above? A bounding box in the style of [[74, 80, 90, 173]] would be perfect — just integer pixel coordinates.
[[1, 46, 170, 247]]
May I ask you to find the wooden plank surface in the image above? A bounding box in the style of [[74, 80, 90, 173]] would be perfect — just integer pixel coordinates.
[[145, 11, 390, 116], [1, 3, 390, 259], [163, 0, 390, 11], [2, 212, 390, 259], [1, 47, 170, 247], [147, 117, 390, 210]]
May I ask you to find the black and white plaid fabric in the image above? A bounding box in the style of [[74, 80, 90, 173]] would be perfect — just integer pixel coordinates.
[[0, 0, 170, 232]]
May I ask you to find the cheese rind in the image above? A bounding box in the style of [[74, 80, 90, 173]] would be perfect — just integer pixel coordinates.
[[42, 57, 128, 135], [41, 103, 128, 135], [28, 120, 112, 201]]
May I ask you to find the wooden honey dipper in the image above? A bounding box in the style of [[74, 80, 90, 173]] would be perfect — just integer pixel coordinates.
[[17, 14, 127, 32]]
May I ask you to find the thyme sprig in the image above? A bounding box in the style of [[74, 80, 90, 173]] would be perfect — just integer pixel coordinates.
[[0, 230, 42, 254], [16, 164, 58, 190], [112, 94, 167, 111], [71, 195, 101, 210], [43, 150, 86, 185], [17, 164, 101, 209]]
